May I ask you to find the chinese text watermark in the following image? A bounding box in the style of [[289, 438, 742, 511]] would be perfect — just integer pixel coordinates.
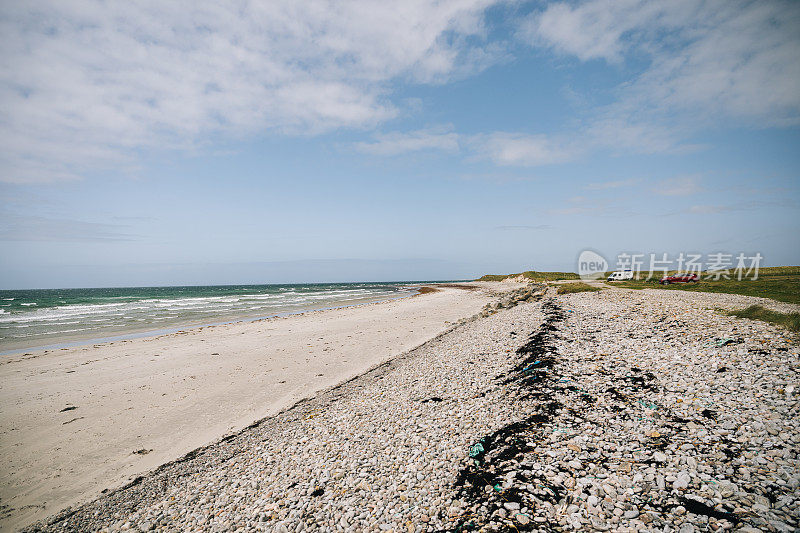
[[577, 251, 763, 281]]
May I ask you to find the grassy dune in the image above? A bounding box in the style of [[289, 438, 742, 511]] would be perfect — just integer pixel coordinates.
[[476, 271, 581, 282], [478, 266, 800, 306]]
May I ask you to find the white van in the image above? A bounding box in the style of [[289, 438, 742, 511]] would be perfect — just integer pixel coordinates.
[[607, 270, 634, 281]]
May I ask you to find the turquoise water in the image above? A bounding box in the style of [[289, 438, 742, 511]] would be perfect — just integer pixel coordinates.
[[0, 282, 420, 352]]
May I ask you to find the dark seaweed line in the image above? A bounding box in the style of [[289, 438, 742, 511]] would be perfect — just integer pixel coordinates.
[[447, 297, 769, 532], [448, 299, 566, 532]]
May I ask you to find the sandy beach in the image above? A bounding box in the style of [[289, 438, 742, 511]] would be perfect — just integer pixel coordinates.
[[0, 283, 521, 531]]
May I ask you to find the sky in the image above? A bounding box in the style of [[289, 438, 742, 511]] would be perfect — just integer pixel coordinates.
[[1, 0, 799, 288]]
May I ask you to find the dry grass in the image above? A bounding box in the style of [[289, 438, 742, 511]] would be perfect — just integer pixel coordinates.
[[415, 286, 440, 295], [557, 282, 602, 295], [725, 305, 800, 332]]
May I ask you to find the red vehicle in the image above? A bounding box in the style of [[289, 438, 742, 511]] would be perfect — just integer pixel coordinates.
[[660, 273, 699, 284]]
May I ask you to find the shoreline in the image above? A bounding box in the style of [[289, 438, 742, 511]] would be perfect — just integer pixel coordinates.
[[0, 291, 418, 357], [0, 282, 521, 531]]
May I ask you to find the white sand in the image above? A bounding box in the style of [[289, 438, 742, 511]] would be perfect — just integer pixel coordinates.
[[0, 284, 511, 530]]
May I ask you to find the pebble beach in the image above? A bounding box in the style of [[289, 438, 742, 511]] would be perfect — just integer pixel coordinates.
[[17, 284, 800, 532]]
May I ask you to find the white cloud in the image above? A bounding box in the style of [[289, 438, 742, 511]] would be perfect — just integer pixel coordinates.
[[522, 0, 800, 145], [357, 129, 574, 167], [683, 199, 798, 214], [584, 117, 695, 155], [585, 178, 638, 190], [631, 2, 800, 127], [493, 224, 552, 230], [458, 172, 541, 183], [653, 175, 703, 196], [0, 0, 500, 182], [470, 132, 574, 166], [685, 205, 730, 215], [521, 0, 672, 62], [0, 214, 136, 242], [547, 195, 636, 216], [548, 204, 626, 216], [355, 127, 460, 156]]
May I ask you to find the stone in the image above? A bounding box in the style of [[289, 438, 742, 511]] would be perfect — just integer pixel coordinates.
[[718, 480, 736, 498], [674, 472, 691, 490], [768, 520, 793, 533]]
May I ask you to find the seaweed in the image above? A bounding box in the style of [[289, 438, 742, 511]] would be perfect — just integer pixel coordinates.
[[451, 300, 565, 531], [679, 497, 740, 523], [422, 397, 444, 403]]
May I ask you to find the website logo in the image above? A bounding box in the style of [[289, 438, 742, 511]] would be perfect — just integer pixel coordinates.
[[577, 250, 608, 280]]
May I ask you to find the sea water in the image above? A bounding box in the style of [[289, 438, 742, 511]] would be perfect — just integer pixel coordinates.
[[0, 282, 422, 353]]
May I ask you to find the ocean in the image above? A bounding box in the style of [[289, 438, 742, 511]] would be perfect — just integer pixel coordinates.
[[0, 282, 422, 353]]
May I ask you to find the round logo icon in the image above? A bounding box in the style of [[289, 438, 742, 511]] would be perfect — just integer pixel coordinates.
[[577, 250, 608, 280]]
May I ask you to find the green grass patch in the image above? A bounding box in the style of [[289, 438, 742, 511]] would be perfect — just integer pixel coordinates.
[[725, 305, 800, 332], [477, 270, 581, 282], [605, 266, 800, 281], [605, 266, 800, 305], [557, 282, 602, 295]]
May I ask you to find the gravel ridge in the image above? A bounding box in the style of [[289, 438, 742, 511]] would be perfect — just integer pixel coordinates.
[[449, 289, 799, 533]]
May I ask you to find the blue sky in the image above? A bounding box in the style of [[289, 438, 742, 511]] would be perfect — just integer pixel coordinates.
[[1, 0, 799, 288]]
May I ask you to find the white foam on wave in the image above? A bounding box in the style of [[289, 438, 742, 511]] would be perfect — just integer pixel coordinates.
[[0, 286, 405, 342], [0, 303, 140, 324], [237, 294, 285, 301]]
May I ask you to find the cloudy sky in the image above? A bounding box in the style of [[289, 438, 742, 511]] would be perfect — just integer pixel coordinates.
[[1, 0, 798, 287]]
